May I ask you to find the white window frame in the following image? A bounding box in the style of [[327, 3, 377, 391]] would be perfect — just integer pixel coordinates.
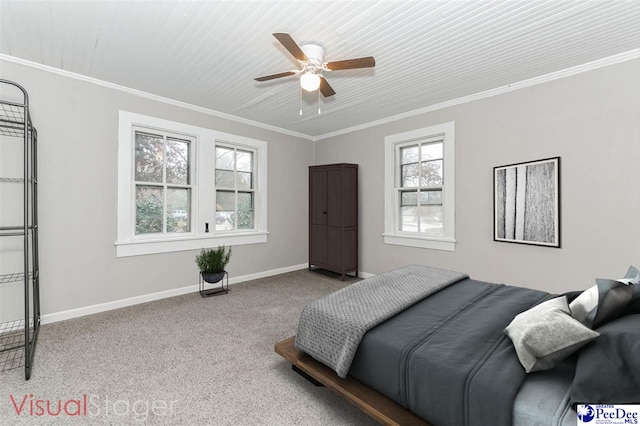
[[130, 127, 196, 240], [116, 111, 268, 257], [383, 122, 456, 251], [213, 144, 257, 234]]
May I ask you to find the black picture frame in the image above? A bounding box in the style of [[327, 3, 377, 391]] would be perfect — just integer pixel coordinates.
[[493, 157, 561, 248]]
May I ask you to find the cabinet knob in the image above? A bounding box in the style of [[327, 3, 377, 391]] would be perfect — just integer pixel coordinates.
[[322, 211, 327, 214]]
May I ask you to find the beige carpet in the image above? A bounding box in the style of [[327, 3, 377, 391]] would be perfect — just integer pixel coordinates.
[[0, 269, 376, 425]]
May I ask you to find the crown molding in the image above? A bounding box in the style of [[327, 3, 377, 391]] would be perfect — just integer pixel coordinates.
[[2, 49, 638, 142], [0, 53, 315, 141], [314, 49, 640, 141]]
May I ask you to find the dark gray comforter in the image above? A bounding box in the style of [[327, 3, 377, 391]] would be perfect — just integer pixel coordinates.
[[296, 265, 468, 378], [348, 278, 549, 426]]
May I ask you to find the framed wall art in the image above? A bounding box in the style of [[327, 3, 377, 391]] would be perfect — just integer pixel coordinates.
[[494, 157, 560, 247]]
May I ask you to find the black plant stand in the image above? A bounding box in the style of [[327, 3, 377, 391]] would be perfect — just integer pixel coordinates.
[[199, 271, 229, 298]]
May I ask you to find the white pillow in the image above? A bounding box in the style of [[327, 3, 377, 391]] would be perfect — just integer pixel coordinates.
[[569, 265, 639, 328], [505, 296, 599, 373]]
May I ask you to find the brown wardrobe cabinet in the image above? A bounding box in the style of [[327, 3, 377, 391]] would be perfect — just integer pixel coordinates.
[[309, 163, 358, 280]]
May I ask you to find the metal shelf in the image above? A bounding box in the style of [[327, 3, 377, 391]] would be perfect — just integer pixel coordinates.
[[0, 78, 40, 379], [0, 226, 37, 237], [0, 319, 34, 351], [0, 225, 38, 231], [0, 178, 36, 183], [0, 102, 33, 138], [0, 319, 37, 372], [0, 272, 35, 285]]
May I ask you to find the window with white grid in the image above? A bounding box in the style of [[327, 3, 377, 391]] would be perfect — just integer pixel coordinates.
[[397, 138, 444, 236], [133, 129, 193, 236], [384, 122, 456, 251], [214, 145, 255, 232]]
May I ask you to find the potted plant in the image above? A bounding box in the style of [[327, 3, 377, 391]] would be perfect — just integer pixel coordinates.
[[195, 246, 232, 283]]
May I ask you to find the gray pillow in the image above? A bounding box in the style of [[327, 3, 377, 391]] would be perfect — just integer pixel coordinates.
[[504, 296, 600, 373], [622, 284, 640, 316], [570, 314, 640, 405], [569, 265, 639, 328]]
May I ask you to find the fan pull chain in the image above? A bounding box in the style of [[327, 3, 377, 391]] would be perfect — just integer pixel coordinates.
[[317, 89, 321, 115], [299, 85, 303, 116]]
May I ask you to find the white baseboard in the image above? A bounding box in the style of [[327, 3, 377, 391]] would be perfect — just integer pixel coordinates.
[[359, 271, 375, 278], [41, 263, 307, 325], [226, 263, 306, 285]]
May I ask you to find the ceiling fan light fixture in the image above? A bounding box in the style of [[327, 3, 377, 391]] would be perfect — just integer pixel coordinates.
[[254, 33, 375, 100], [300, 72, 321, 92]]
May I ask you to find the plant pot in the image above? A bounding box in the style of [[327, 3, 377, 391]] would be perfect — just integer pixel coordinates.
[[201, 271, 226, 284]]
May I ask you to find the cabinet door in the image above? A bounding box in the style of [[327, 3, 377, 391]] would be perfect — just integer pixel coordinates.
[[310, 225, 327, 265], [344, 166, 358, 228], [327, 168, 342, 228], [310, 169, 327, 226], [326, 228, 342, 269], [344, 229, 358, 270]]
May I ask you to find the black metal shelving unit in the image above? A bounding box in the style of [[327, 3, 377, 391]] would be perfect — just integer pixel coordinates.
[[0, 79, 40, 380]]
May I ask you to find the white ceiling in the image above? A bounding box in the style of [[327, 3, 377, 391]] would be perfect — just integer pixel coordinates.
[[1, 1, 639, 138]]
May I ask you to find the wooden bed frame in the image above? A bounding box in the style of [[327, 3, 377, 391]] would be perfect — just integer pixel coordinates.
[[275, 336, 430, 426]]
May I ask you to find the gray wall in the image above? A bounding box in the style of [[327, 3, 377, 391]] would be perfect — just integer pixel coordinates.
[[0, 59, 313, 317], [315, 60, 640, 293]]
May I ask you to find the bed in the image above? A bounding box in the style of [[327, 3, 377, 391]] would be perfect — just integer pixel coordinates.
[[276, 265, 640, 426]]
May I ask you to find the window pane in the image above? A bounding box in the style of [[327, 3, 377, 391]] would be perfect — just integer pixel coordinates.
[[401, 164, 419, 187], [135, 132, 164, 182], [216, 147, 234, 170], [421, 142, 443, 161], [135, 185, 163, 234], [166, 188, 190, 233], [216, 190, 235, 231], [216, 190, 235, 211], [401, 191, 418, 206], [400, 206, 418, 232], [421, 160, 443, 186], [420, 190, 442, 205], [237, 150, 253, 172], [236, 172, 252, 189], [419, 205, 444, 236], [215, 170, 234, 188], [215, 212, 234, 231], [401, 145, 419, 164], [238, 191, 253, 211], [166, 138, 190, 185], [237, 211, 253, 230], [238, 192, 254, 230]]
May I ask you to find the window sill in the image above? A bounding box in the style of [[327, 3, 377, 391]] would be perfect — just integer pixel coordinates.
[[115, 232, 268, 257], [382, 233, 456, 251]]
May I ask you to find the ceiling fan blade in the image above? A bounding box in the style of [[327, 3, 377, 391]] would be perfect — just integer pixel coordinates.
[[273, 33, 308, 62], [319, 77, 336, 97], [254, 71, 297, 82], [325, 56, 375, 70]]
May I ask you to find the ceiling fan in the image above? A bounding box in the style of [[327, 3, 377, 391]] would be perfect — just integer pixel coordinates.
[[254, 33, 375, 97]]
